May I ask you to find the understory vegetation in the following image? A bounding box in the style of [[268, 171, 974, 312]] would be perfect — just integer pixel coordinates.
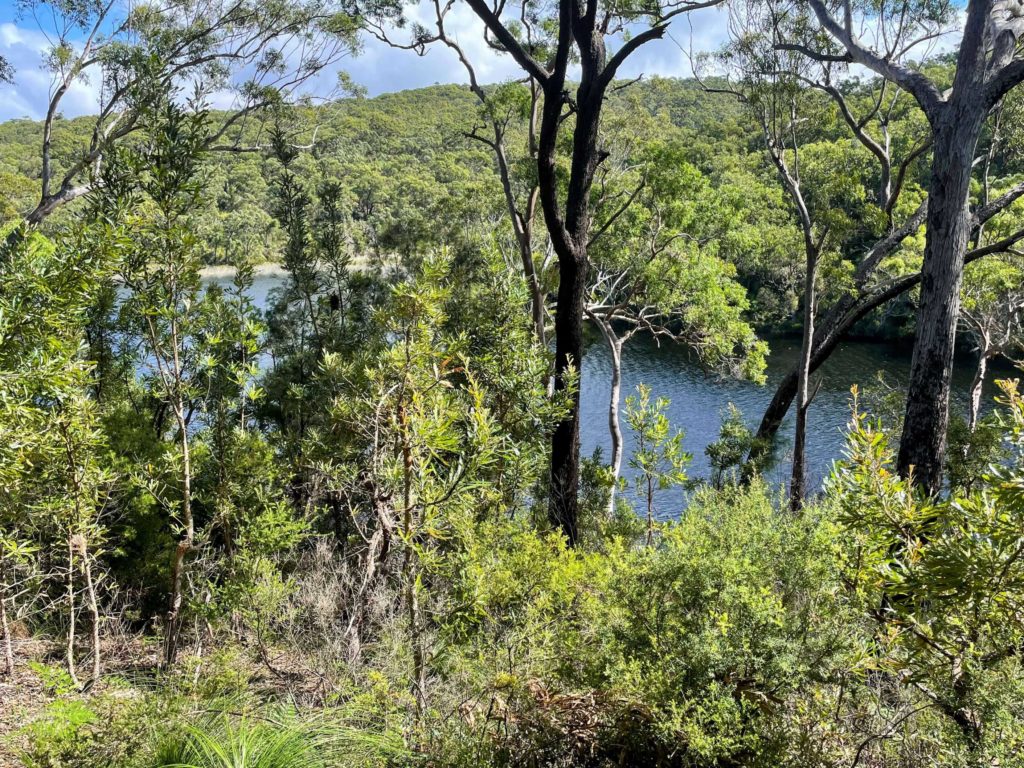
[[2, 0, 1024, 765]]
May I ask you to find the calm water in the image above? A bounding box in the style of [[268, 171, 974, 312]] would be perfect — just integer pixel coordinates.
[[579, 332, 998, 511], [209, 269, 1001, 510]]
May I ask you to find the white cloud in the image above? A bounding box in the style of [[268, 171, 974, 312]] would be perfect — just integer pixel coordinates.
[[0, 3, 732, 122], [0, 21, 102, 121], [342, 3, 731, 95], [1, 21, 33, 48]]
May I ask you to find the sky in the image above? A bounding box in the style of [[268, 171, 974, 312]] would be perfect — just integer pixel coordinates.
[[0, 0, 731, 122]]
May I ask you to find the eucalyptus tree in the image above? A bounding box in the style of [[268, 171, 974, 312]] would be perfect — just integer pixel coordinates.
[[3, 0, 359, 236], [101, 93, 215, 666], [457, 0, 724, 543], [768, 0, 1024, 491], [750, 83, 826, 511], [715, 15, 889, 507], [713, 8, 1024, 476]]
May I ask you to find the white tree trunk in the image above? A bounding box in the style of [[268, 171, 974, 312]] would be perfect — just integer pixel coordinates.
[[607, 339, 624, 517], [1, 593, 14, 676], [968, 352, 989, 433], [588, 310, 626, 518], [791, 253, 818, 513], [66, 537, 80, 689], [82, 548, 101, 683]]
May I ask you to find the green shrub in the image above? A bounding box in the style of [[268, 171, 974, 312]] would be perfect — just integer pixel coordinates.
[[18, 699, 99, 768], [154, 713, 323, 768], [16, 684, 185, 768], [435, 482, 845, 766]]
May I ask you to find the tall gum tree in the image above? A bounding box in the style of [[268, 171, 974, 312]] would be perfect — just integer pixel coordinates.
[[714, 2, 936, 485], [460, 0, 723, 542], [772, 0, 1024, 492]]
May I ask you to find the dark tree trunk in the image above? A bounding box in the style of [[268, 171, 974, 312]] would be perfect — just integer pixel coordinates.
[[549, 254, 586, 543], [465, 0, 672, 543], [538, 9, 606, 545], [536, 67, 578, 542], [894, 0, 996, 491], [896, 118, 984, 491]]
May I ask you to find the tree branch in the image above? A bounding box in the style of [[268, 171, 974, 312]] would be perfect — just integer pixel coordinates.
[[803, 0, 944, 117], [463, 0, 550, 86]]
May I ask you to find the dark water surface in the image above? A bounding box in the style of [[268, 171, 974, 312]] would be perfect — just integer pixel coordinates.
[[213, 269, 1000, 511], [579, 332, 997, 511]]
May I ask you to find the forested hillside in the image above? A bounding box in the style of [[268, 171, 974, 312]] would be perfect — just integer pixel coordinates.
[[2, 80, 819, 329], [3, 0, 1024, 765], [7, 75, 1018, 340]]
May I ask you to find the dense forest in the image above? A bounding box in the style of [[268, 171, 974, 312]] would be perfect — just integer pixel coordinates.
[[2, 0, 1024, 766]]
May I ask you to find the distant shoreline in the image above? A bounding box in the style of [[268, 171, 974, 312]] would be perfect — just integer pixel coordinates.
[[199, 263, 288, 280]]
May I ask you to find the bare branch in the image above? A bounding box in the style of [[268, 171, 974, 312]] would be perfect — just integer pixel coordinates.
[[803, 0, 944, 117]]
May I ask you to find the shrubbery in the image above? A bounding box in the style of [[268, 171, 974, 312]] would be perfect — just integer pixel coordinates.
[[3, 75, 1024, 768]]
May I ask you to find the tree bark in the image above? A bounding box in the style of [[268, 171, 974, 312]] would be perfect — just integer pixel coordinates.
[[66, 537, 80, 689], [897, 118, 985, 491], [548, 252, 586, 544], [587, 310, 625, 516], [790, 253, 818, 512], [82, 549, 102, 683], [607, 339, 623, 514], [968, 351, 989, 433], [542, 14, 610, 544], [0, 592, 13, 676], [164, 402, 193, 667], [893, 0, 996, 491]]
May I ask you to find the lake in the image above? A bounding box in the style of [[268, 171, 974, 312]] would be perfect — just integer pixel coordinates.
[[205, 266, 1002, 512], [579, 331, 999, 513]]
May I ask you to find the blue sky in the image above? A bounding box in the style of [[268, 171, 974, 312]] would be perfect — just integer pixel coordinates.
[[0, 0, 729, 122]]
